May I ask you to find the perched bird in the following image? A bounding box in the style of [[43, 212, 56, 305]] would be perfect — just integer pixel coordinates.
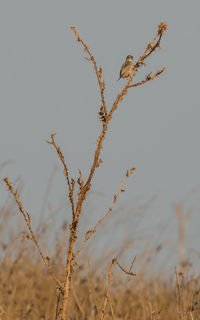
[[118, 55, 134, 81]]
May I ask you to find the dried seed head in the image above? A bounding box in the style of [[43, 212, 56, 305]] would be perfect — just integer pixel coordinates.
[[158, 22, 168, 35]]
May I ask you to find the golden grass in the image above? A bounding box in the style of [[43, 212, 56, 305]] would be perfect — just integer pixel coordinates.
[[0, 233, 200, 320]]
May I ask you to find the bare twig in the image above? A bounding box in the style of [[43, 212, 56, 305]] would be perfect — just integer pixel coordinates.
[[100, 257, 136, 320], [147, 301, 161, 320], [47, 133, 75, 219], [71, 26, 107, 119], [69, 23, 167, 235], [190, 311, 194, 320], [74, 168, 136, 258], [148, 301, 153, 320], [3, 177, 62, 290], [107, 22, 167, 121], [128, 67, 166, 88], [175, 267, 185, 320], [100, 260, 114, 320], [55, 291, 61, 320], [113, 258, 136, 277], [108, 293, 115, 320], [129, 256, 137, 273], [71, 285, 85, 317]]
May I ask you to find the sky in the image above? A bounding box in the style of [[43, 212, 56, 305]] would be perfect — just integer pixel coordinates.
[[0, 1, 200, 267]]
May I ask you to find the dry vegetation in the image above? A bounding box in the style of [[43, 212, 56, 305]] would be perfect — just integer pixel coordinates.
[[0, 217, 200, 320], [2, 21, 199, 320]]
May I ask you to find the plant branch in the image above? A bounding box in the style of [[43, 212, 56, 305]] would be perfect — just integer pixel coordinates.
[[60, 24, 167, 318], [47, 133, 75, 219], [3, 177, 63, 290], [113, 258, 136, 276], [74, 168, 136, 259], [71, 26, 107, 118], [100, 260, 114, 320], [107, 22, 167, 121], [100, 257, 136, 320], [128, 67, 166, 88]]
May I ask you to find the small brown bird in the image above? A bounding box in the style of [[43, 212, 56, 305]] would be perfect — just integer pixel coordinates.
[[118, 55, 134, 81]]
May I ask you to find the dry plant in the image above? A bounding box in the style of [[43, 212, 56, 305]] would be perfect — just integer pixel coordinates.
[[175, 267, 186, 320], [4, 22, 167, 320], [100, 258, 136, 320], [174, 203, 193, 272]]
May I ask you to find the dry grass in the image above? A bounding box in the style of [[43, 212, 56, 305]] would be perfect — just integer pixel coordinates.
[[0, 229, 200, 320], [0, 197, 199, 320]]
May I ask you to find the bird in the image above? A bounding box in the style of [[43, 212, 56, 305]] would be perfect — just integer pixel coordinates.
[[118, 55, 134, 81]]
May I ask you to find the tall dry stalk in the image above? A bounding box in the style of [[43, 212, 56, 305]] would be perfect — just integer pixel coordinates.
[[174, 203, 193, 272], [100, 258, 136, 320], [4, 22, 167, 320], [175, 267, 185, 320]]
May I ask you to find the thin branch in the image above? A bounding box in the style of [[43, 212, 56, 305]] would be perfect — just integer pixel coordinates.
[[108, 293, 115, 320], [3, 177, 63, 290], [175, 266, 184, 320], [74, 168, 136, 259], [71, 285, 85, 317], [100, 257, 136, 320], [100, 260, 114, 320], [148, 301, 154, 320], [71, 22, 167, 228], [107, 22, 168, 122], [190, 311, 194, 320], [129, 256, 137, 273], [71, 26, 107, 118], [113, 258, 136, 276], [55, 292, 61, 320], [135, 22, 167, 67], [128, 67, 166, 88], [47, 133, 75, 219]]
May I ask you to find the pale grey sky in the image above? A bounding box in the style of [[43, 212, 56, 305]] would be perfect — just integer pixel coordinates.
[[0, 1, 200, 265]]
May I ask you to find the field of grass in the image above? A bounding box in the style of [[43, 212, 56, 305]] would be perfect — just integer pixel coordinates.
[[0, 198, 199, 320]]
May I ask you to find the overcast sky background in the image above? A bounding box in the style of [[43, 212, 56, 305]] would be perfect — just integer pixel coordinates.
[[0, 1, 200, 268]]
